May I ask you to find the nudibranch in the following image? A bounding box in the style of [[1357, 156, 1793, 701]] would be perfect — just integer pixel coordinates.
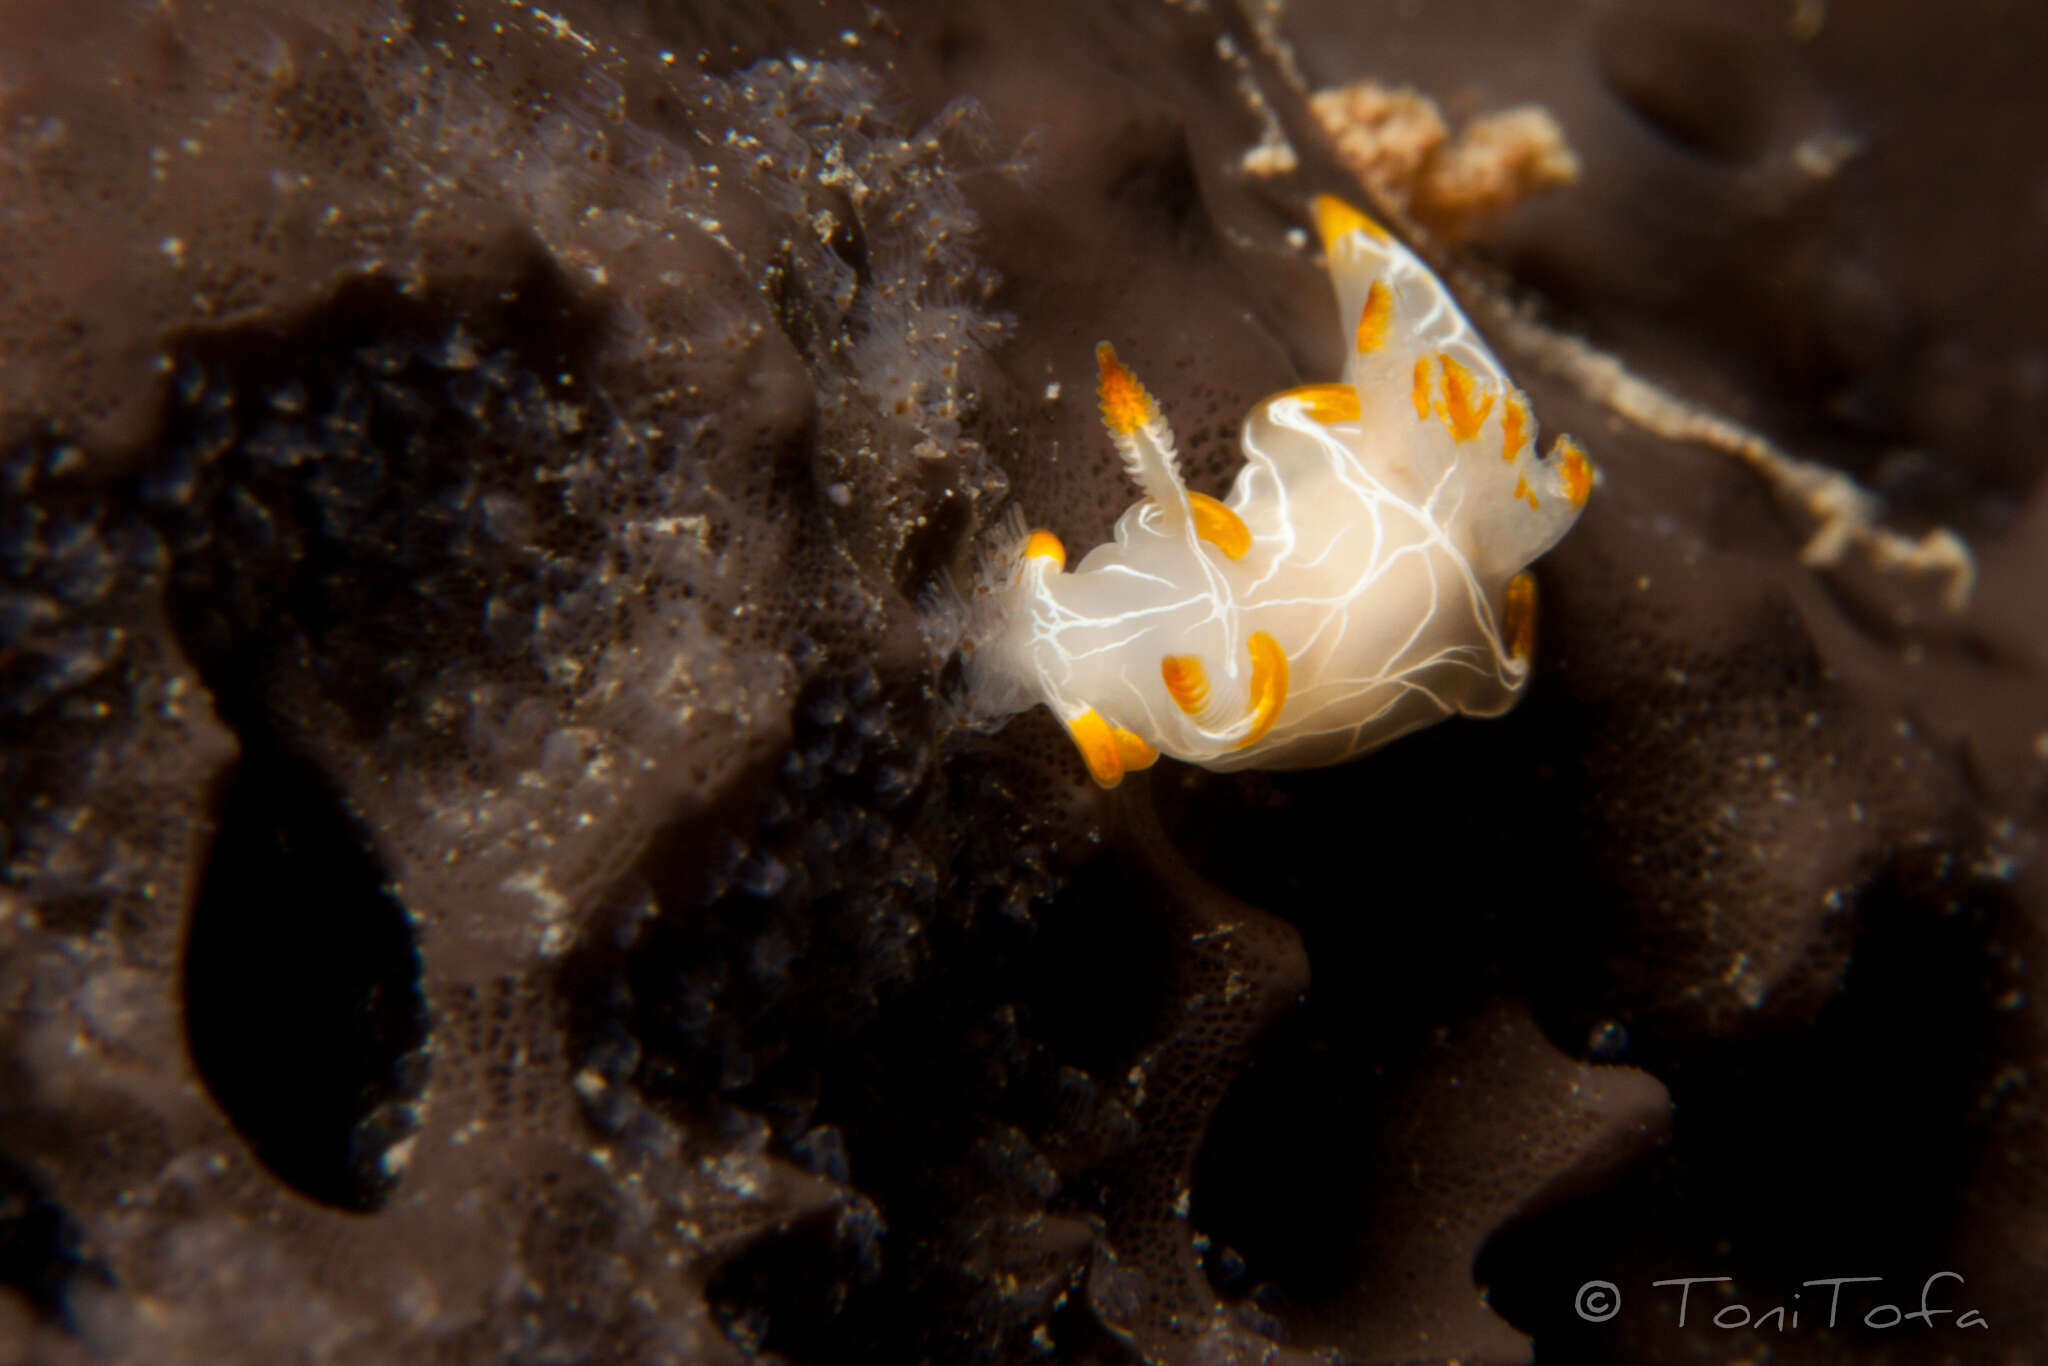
[[965, 194, 1593, 787]]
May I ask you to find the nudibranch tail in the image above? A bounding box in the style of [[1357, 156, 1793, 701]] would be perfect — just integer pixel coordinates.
[[959, 192, 1590, 788], [1314, 193, 1591, 581]]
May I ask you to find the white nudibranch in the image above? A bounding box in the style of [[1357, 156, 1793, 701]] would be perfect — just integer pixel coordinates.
[[964, 194, 1594, 787]]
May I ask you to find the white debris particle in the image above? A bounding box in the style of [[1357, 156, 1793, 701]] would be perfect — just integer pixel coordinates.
[[380, 1135, 418, 1177], [1792, 132, 1860, 178], [502, 867, 573, 955]]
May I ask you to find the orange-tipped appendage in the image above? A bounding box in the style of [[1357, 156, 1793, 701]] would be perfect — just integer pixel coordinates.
[[1238, 632, 1289, 748], [1023, 529, 1066, 568], [1280, 383, 1363, 424], [1189, 492, 1251, 559], [1096, 342, 1155, 437], [1556, 435, 1593, 506], [1501, 394, 1530, 462], [1313, 192, 1391, 249], [1356, 281, 1393, 354], [1435, 352, 1494, 442], [1161, 654, 1211, 715], [1111, 725, 1159, 771], [1068, 709, 1125, 787], [1412, 357, 1433, 419]]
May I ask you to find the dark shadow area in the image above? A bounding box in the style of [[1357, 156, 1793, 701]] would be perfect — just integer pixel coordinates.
[[1175, 716, 1569, 1311], [181, 737, 427, 1212], [0, 1149, 90, 1324], [704, 1204, 868, 1364], [1478, 872, 1999, 1361]]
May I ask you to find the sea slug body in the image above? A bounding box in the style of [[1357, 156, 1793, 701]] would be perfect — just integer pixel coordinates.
[[965, 195, 1592, 787]]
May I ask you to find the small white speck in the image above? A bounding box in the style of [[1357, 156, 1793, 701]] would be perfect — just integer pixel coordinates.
[[159, 236, 186, 266], [1285, 226, 1309, 249], [380, 1135, 418, 1176], [1792, 132, 1859, 178], [1043, 381, 1061, 402], [839, 28, 859, 45]]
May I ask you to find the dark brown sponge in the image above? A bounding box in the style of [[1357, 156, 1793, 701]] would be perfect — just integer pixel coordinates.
[[1, 2, 2042, 1364]]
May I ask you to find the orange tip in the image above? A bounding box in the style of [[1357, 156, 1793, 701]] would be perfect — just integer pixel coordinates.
[[1435, 352, 1494, 443], [1111, 725, 1159, 771], [1238, 631, 1289, 748], [1312, 193, 1390, 250], [1068, 709, 1125, 788], [1189, 492, 1252, 559], [1556, 436, 1593, 507], [1023, 529, 1066, 567], [1355, 281, 1393, 354], [1096, 341, 1155, 437], [1501, 394, 1530, 462], [1160, 653, 1211, 716], [1278, 383, 1363, 424]]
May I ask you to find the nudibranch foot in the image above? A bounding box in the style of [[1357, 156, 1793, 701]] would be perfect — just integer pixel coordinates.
[[962, 194, 1592, 786]]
